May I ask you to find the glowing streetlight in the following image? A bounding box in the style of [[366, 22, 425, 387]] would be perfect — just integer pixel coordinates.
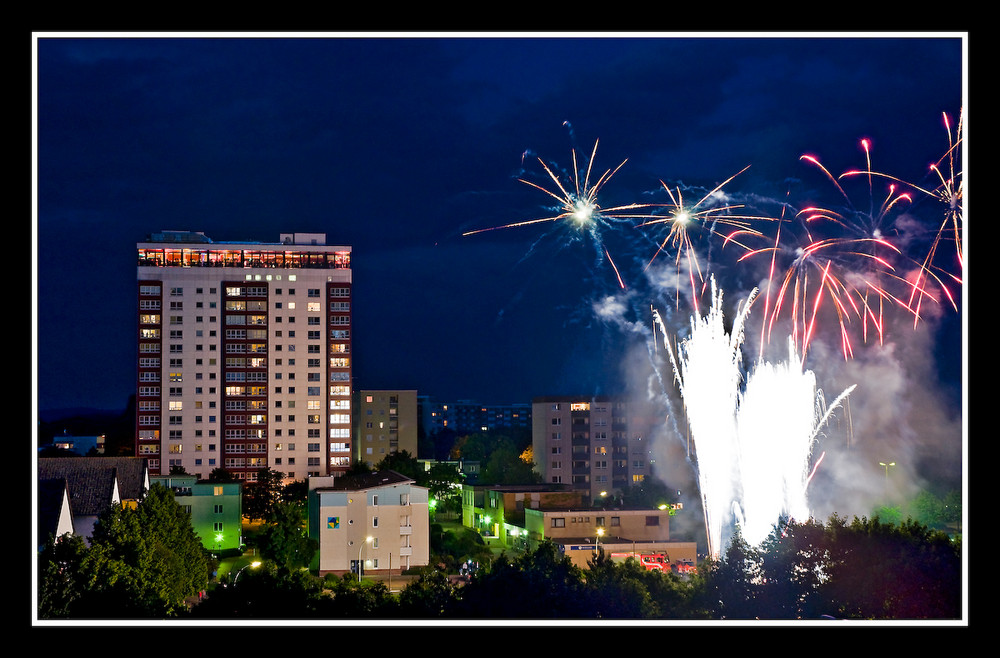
[[358, 536, 373, 582], [879, 461, 896, 499], [233, 560, 261, 584], [595, 527, 605, 554]]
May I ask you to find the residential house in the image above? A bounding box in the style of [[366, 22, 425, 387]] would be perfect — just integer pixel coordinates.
[[37, 457, 150, 545]]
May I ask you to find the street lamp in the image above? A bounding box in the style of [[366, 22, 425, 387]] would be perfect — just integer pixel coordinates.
[[233, 560, 261, 584], [879, 461, 896, 497], [879, 461, 896, 481], [595, 527, 605, 554], [358, 536, 373, 583]]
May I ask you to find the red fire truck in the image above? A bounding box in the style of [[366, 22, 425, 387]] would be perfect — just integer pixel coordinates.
[[610, 552, 695, 574]]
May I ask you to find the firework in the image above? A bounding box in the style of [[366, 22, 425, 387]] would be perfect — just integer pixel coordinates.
[[737, 134, 948, 360], [462, 138, 651, 289], [462, 139, 650, 238], [638, 165, 775, 314], [839, 109, 964, 324], [657, 277, 855, 556]]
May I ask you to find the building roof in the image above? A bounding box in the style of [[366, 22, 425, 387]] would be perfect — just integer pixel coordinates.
[[37, 477, 72, 546], [323, 470, 415, 492], [38, 457, 148, 516]]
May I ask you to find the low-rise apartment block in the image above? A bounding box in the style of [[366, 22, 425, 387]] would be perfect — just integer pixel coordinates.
[[308, 470, 430, 577]]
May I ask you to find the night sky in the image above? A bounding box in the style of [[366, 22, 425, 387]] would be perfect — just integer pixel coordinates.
[[34, 33, 965, 515]]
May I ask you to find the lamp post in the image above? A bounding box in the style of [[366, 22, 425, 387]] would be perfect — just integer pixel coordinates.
[[233, 560, 261, 584], [595, 527, 605, 555], [879, 461, 896, 501], [358, 536, 373, 583]]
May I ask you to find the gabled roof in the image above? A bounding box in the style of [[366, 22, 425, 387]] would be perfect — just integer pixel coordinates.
[[38, 457, 149, 517], [325, 470, 415, 492], [37, 477, 73, 546]]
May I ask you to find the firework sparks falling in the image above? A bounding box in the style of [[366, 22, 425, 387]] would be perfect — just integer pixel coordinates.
[[736, 131, 952, 360], [839, 109, 964, 323], [656, 277, 855, 556]]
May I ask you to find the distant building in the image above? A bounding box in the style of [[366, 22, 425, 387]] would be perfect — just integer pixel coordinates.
[[458, 481, 696, 570], [419, 396, 532, 436], [134, 231, 353, 483], [151, 474, 243, 554], [461, 482, 585, 545], [41, 432, 105, 456], [354, 390, 418, 467], [525, 506, 697, 571], [37, 457, 150, 546], [308, 470, 430, 577], [532, 396, 660, 502]]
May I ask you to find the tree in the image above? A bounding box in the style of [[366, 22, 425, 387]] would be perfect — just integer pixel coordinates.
[[37, 533, 89, 618], [700, 529, 763, 619], [321, 576, 399, 617], [425, 461, 463, 516], [243, 467, 285, 522], [585, 549, 659, 618], [619, 479, 679, 509], [819, 514, 961, 619], [38, 483, 209, 618], [192, 561, 332, 618], [257, 502, 318, 571], [478, 440, 541, 485], [207, 467, 236, 483], [374, 450, 422, 481], [757, 517, 831, 618], [455, 541, 590, 618], [396, 568, 458, 617]]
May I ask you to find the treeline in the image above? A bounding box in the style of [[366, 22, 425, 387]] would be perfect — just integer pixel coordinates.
[[192, 514, 961, 621], [39, 483, 962, 620]]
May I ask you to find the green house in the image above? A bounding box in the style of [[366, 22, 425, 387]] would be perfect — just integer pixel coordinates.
[[151, 475, 242, 554]]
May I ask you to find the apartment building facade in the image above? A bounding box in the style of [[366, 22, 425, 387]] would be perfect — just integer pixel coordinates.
[[354, 389, 418, 468], [151, 474, 243, 554], [532, 396, 659, 501], [419, 397, 532, 436], [308, 470, 430, 577], [135, 230, 353, 482]]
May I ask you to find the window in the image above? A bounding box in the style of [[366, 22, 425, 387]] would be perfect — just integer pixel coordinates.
[[551, 517, 566, 528]]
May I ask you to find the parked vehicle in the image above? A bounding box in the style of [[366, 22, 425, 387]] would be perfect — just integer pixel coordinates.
[[609, 552, 696, 575]]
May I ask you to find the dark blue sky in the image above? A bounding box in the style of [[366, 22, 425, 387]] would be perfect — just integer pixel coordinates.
[[35, 34, 964, 427]]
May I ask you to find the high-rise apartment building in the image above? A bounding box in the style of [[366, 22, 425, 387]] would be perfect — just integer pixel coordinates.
[[532, 396, 658, 501], [135, 230, 353, 482]]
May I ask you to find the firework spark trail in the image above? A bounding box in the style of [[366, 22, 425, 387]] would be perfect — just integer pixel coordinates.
[[839, 110, 964, 324], [657, 277, 855, 556], [658, 279, 753, 558], [736, 136, 944, 360], [736, 338, 856, 546]]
